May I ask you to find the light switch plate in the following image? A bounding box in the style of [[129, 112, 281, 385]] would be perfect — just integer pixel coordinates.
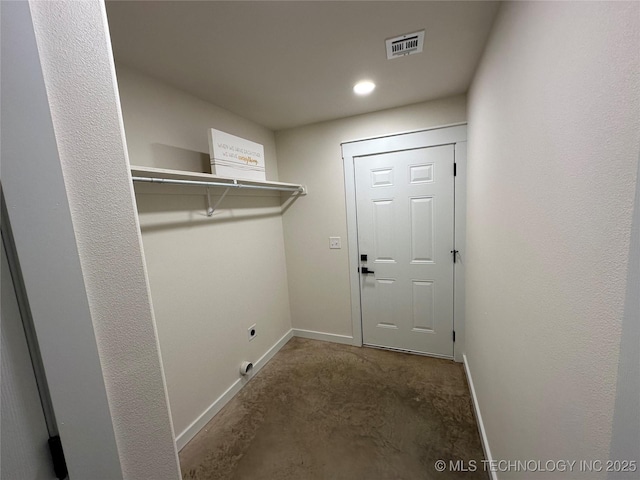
[[329, 237, 341, 249]]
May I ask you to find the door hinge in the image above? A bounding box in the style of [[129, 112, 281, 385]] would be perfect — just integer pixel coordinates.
[[453, 331, 456, 342], [450, 249, 459, 263], [48, 435, 68, 480], [454, 162, 457, 176]]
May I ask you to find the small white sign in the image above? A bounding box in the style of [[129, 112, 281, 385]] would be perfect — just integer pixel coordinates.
[[208, 129, 266, 181]]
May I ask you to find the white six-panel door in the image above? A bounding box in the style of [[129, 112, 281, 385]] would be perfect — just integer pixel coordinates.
[[354, 145, 455, 357]]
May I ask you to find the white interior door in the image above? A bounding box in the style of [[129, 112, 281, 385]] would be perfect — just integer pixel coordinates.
[[354, 145, 455, 357], [1, 241, 56, 480]]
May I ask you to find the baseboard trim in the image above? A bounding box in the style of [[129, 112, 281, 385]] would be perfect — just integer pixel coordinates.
[[176, 329, 353, 450], [175, 328, 294, 451], [292, 328, 354, 345], [463, 354, 497, 480]]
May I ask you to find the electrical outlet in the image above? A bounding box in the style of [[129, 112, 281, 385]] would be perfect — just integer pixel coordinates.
[[248, 324, 257, 341], [329, 237, 341, 249]]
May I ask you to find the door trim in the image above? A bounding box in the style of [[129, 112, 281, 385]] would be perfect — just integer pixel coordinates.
[[341, 124, 467, 362]]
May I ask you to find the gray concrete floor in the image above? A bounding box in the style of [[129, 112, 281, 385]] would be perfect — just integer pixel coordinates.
[[180, 337, 486, 479]]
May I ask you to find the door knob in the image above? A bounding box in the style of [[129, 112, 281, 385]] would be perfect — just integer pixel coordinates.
[[361, 267, 375, 275]]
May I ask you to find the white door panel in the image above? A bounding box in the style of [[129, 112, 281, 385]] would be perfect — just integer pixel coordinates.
[[1, 242, 56, 480], [355, 145, 455, 356]]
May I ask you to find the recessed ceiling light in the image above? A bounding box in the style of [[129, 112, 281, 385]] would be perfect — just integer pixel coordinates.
[[353, 80, 376, 96]]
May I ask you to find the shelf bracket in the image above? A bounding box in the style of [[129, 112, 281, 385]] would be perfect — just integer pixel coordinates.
[[206, 187, 231, 216]]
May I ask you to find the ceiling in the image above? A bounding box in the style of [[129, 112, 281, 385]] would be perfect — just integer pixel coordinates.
[[106, 1, 500, 131]]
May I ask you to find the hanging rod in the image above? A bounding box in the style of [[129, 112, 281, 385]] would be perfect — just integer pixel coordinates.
[[131, 176, 305, 193]]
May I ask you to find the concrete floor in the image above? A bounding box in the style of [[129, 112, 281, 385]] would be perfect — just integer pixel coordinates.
[[180, 337, 485, 479]]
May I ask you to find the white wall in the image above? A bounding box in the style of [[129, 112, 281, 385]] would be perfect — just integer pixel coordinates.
[[465, 2, 639, 477], [115, 66, 293, 440], [2, 1, 181, 478], [276, 96, 466, 338], [116, 66, 279, 179], [609, 150, 640, 478]]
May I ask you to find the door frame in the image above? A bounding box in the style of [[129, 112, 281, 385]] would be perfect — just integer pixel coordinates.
[[341, 124, 467, 362]]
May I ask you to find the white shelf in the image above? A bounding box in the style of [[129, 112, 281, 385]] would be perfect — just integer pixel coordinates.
[[130, 165, 307, 194]]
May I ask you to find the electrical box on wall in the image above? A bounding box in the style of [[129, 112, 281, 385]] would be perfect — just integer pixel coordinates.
[[248, 324, 257, 341]]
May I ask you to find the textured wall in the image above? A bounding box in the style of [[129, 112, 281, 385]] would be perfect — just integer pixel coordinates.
[[465, 2, 640, 477], [3, 1, 125, 477], [28, 1, 181, 478], [609, 151, 640, 476], [276, 96, 467, 337], [116, 66, 292, 438]]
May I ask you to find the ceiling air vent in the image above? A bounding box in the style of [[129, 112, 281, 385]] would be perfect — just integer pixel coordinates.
[[385, 30, 425, 60]]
